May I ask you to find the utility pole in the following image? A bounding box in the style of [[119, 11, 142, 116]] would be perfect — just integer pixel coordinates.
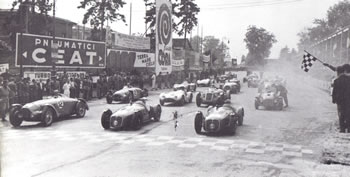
[[51, 0, 57, 76], [129, 2, 132, 35], [183, 2, 188, 77]]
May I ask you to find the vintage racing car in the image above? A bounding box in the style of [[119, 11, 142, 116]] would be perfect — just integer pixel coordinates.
[[194, 101, 244, 134], [101, 99, 162, 130], [247, 74, 260, 88], [106, 87, 148, 104], [173, 81, 196, 92], [223, 78, 241, 94], [196, 87, 231, 107], [255, 85, 284, 110], [9, 93, 89, 127], [159, 85, 193, 106], [197, 78, 212, 87]]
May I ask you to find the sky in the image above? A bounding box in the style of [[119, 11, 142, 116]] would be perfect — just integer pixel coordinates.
[[0, 0, 342, 62]]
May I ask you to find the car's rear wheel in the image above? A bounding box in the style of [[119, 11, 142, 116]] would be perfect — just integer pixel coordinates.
[[255, 100, 259, 110], [128, 92, 134, 102], [238, 115, 243, 126], [179, 96, 185, 106], [155, 105, 162, 121], [159, 99, 164, 106], [194, 113, 203, 134], [189, 94, 193, 103], [196, 93, 202, 107], [76, 101, 87, 118], [106, 94, 113, 104], [101, 109, 112, 130], [9, 107, 23, 127], [277, 100, 283, 111], [230, 120, 237, 135], [42, 107, 54, 127]]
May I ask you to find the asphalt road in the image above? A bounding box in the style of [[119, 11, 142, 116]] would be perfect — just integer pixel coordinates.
[[1, 68, 348, 177]]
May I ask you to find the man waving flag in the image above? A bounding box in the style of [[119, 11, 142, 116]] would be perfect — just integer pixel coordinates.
[[302, 50, 318, 72]]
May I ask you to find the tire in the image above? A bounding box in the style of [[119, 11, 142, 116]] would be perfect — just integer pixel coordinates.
[[277, 101, 283, 111], [159, 99, 164, 106], [142, 89, 148, 97], [41, 107, 55, 127], [238, 115, 243, 126], [179, 96, 185, 106], [230, 120, 237, 135], [76, 101, 87, 118], [194, 113, 203, 134], [101, 109, 112, 130], [128, 93, 134, 102], [226, 91, 231, 99], [132, 113, 142, 130], [196, 93, 202, 107], [189, 94, 193, 103], [255, 100, 259, 110], [152, 105, 161, 121], [9, 107, 23, 127], [106, 94, 113, 104]]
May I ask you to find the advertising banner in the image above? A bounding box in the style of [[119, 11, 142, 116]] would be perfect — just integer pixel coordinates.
[[107, 49, 155, 70], [0, 63, 9, 74], [24, 71, 86, 82], [16, 33, 106, 68], [172, 59, 184, 67], [155, 0, 172, 75], [112, 31, 150, 50]]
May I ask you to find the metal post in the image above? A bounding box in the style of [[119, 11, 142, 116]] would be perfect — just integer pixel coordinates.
[[52, 0, 56, 76], [129, 2, 132, 35]]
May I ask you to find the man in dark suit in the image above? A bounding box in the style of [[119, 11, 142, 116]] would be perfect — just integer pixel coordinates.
[[332, 64, 350, 133]]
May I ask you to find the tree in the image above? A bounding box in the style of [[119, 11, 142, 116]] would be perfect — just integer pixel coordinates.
[[78, 0, 126, 41], [3, 0, 53, 48], [327, 0, 350, 30], [202, 36, 229, 65], [244, 25, 277, 66], [279, 46, 290, 60]]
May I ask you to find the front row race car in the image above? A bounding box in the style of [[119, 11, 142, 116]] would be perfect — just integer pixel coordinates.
[[223, 78, 241, 94], [196, 87, 231, 107], [194, 101, 244, 135], [197, 78, 212, 87], [173, 81, 196, 92], [159, 85, 193, 106], [106, 87, 148, 104], [101, 99, 162, 130], [9, 93, 89, 127]]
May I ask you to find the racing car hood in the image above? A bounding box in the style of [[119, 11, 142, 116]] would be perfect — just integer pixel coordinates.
[[114, 89, 129, 96], [204, 88, 223, 94], [111, 103, 146, 118], [22, 97, 65, 110], [197, 79, 210, 84], [205, 108, 232, 120], [259, 92, 276, 100], [160, 90, 184, 99]]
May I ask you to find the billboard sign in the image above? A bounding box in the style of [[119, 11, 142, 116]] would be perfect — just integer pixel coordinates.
[[155, 0, 172, 75], [16, 33, 106, 68], [112, 31, 150, 50], [0, 63, 9, 74], [107, 49, 155, 69]]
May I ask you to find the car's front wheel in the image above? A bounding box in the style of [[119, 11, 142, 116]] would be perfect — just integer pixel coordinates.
[[101, 109, 112, 130], [159, 99, 164, 106], [76, 101, 87, 118], [196, 93, 202, 107], [9, 106, 23, 127], [106, 93, 113, 104], [179, 96, 185, 106], [255, 100, 259, 110], [194, 113, 203, 134], [41, 107, 55, 127], [132, 113, 142, 130]]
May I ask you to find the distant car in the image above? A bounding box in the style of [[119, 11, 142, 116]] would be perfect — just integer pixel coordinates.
[[194, 101, 244, 135], [223, 78, 241, 94], [101, 100, 162, 130], [106, 87, 148, 104], [197, 78, 212, 87], [255, 86, 284, 110], [173, 81, 196, 92], [9, 94, 89, 127], [217, 75, 229, 83], [247, 74, 260, 88], [196, 87, 231, 107], [159, 85, 193, 106]]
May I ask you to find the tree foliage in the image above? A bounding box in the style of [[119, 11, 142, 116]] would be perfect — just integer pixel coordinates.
[[78, 0, 126, 40], [244, 26, 276, 66], [297, 0, 350, 52], [202, 35, 229, 64]]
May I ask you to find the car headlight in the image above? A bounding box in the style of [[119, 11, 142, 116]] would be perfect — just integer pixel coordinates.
[[113, 119, 119, 126]]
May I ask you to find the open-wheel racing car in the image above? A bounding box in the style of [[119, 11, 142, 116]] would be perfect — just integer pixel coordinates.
[[223, 78, 241, 94], [106, 87, 148, 104], [197, 78, 212, 87], [9, 93, 89, 127], [101, 99, 162, 130], [173, 81, 196, 92], [159, 84, 193, 106], [194, 101, 244, 135], [196, 87, 231, 107], [255, 84, 284, 110]]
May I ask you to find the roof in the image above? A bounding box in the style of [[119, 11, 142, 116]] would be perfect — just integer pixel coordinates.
[[173, 38, 193, 51]]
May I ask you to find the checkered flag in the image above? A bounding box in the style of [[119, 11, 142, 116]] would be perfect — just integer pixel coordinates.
[[301, 51, 317, 72]]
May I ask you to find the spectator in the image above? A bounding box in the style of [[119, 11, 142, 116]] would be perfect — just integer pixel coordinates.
[[62, 80, 71, 97], [8, 78, 17, 105], [69, 78, 76, 98], [332, 64, 350, 133], [151, 72, 156, 91], [0, 78, 10, 121]]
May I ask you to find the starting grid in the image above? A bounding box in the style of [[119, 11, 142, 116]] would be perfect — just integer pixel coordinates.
[[0, 129, 314, 158]]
